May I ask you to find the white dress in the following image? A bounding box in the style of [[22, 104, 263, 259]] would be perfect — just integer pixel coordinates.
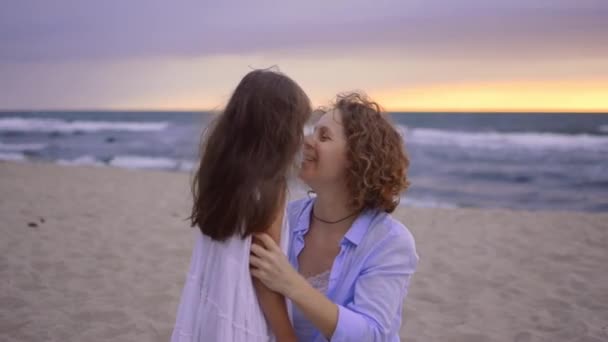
[[171, 208, 291, 342]]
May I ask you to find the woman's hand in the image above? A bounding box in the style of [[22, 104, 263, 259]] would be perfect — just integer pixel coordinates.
[[252, 234, 341, 340], [250, 233, 303, 297]]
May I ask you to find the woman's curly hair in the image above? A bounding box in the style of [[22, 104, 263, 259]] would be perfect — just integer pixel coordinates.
[[334, 92, 410, 213]]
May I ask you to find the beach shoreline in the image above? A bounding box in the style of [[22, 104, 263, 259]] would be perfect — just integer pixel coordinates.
[[1, 161, 607, 341]]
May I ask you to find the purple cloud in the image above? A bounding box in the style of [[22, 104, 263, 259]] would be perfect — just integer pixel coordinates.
[[0, 0, 607, 61]]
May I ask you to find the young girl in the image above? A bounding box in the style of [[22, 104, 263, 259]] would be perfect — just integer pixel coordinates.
[[171, 69, 312, 342]]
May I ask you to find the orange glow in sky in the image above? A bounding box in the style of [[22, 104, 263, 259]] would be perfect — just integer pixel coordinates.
[[2, 1, 608, 113], [375, 80, 608, 112], [131, 79, 608, 113]]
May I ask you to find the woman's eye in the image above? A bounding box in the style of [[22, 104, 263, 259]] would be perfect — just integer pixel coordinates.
[[320, 135, 330, 141]]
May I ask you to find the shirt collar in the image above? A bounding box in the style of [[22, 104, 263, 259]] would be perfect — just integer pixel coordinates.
[[342, 209, 375, 246], [293, 198, 313, 234]]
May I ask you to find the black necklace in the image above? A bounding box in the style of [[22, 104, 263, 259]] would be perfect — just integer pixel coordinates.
[[312, 208, 359, 224]]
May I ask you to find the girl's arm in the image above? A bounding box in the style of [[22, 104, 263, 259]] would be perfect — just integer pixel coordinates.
[[251, 197, 296, 342], [251, 233, 338, 339]]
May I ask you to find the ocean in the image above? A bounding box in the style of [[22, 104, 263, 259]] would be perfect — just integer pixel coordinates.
[[1, 111, 607, 212]]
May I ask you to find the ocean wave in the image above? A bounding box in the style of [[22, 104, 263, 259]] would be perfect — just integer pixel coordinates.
[[5, 153, 196, 171], [0, 152, 26, 161], [400, 196, 458, 209], [178, 160, 196, 172], [599, 125, 608, 133], [402, 126, 608, 151], [0, 117, 169, 133], [57, 155, 106, 167], [109, 155, 193, 170], [0, 142, 47, 151]]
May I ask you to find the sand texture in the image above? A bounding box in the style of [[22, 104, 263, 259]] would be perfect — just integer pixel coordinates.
[[1, 161, 607, 341]]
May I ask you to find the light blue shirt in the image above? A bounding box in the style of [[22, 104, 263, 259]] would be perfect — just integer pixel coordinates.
[[288, 198, 419, 342]]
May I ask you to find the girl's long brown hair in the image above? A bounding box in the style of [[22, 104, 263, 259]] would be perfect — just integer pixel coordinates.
[[190, 69, 311, 241]]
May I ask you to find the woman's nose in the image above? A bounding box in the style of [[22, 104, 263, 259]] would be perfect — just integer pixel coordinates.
[[303, 134, 314, 147]]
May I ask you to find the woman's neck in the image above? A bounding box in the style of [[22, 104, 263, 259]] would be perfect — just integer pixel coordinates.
[[310, 187, 358, 239], [312, 185, 353, 223]]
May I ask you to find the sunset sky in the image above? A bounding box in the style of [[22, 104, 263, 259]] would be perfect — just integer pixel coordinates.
[[1, 0, 607, 112]]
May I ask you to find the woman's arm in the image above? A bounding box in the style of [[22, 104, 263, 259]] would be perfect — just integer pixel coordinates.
[[251, 235, 339, 338], [251, 229, 418, 342], [251, 199, 296, 342], [321, 232, 417, 341], [286, 274, 339, 338]]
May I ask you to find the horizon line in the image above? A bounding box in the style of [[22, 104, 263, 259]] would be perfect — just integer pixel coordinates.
[[1, 108, 607, 114]]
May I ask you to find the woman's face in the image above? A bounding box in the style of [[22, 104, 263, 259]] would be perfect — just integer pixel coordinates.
[[299, 109, 348, 189]]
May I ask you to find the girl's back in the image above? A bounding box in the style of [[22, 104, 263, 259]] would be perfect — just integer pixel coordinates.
[[170, 69, 311, 342], [171, 214, 290, 342]]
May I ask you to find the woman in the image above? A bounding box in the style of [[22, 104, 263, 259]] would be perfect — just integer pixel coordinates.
[[171, 69, 311, 342], [250, 92, 418, 341]]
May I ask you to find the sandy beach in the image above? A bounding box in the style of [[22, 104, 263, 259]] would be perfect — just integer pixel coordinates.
[[1, 161, 607, 342]]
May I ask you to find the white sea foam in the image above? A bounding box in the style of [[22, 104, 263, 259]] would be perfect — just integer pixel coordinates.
[[48, 154, 196, 171], [400, 196, 458, 209], [0, 142, 47, 151], [178, 160, 197, 172], [404, 127, 608, 151], [0, 152, 26, 161], [57, 155, 106, 167], [108, 155, 192, 170], [0, 117, 169, 133]]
